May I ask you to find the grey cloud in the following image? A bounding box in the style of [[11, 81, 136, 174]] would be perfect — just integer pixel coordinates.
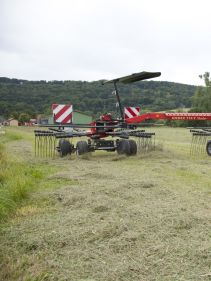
[[0, 0, 211, 85]]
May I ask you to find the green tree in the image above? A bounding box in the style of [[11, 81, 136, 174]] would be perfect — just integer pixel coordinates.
[[192, 72, 211, 112], [18, 113, 30, 123], [10, 111, 19, 119]]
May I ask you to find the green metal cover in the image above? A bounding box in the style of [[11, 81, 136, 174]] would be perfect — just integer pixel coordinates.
[[73, 111, 93, 124], [103, 71, 161, 84]]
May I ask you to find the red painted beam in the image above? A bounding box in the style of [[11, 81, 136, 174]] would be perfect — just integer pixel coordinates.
[[126, 112, 211, 124]]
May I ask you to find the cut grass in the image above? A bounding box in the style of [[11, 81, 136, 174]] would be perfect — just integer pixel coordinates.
[[0, 127, 211, 281]]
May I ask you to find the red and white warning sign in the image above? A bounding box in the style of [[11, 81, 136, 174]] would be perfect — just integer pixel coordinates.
[[124, 107, 140, 120], [52, 104, 73, 124]]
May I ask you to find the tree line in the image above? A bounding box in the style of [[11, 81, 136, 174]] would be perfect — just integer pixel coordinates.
[[0, 77, 198, 121], [0, 74, 210, 125]]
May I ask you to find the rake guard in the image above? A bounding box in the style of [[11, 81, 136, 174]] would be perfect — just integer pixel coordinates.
[[190, 128, 211, 156]]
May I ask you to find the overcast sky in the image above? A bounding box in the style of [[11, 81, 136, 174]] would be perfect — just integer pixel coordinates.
[[0, 0, 210, 85]]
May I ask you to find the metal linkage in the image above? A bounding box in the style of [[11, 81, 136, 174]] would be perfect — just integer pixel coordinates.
[[106, 129, 145, 138], [190, 128, 211, 156]]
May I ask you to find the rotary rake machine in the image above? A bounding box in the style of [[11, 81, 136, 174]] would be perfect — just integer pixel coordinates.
[[34, 127, 156, 157], [34, 71, 211, 158], [34, 71, 161, 158]]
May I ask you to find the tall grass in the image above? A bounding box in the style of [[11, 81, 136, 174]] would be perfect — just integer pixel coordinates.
[[0, 143, 43, 222], [1, 129, 23, 143]]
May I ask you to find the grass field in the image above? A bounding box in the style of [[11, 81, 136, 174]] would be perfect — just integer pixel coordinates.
[[0, 126, 211, 281]]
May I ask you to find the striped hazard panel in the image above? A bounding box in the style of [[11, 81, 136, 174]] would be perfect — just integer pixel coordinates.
[[52, 104, 73, 124], [124, 107, 140, 119]]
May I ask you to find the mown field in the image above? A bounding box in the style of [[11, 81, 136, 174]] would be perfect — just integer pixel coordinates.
[[0, 126, 211, 281]]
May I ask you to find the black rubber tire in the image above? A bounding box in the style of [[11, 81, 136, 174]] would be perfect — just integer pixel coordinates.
[[77, 141, 88, 155], [117, 140, 130, 156], [59, 139, 72, 157], [206, 140, 211, 156], [128, 139, 137, 155]]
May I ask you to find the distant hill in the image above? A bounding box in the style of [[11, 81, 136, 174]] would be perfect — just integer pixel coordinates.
[[0, 77, 197, 118]]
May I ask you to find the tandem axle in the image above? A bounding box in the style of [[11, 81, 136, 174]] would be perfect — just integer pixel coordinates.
[[57, 138, 138, 156]]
